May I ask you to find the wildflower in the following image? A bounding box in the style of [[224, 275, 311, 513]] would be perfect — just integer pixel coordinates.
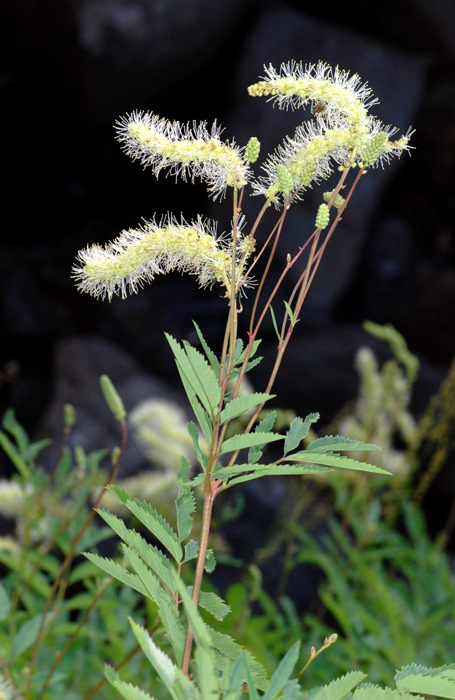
[[115, 111, 249, 199], [129, 398, 196, 471], [0, 480, 25, 518], [72, 215, 248, 300], [315, 203, 330, 230]]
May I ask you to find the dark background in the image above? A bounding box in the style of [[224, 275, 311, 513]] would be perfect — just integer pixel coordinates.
[[1, 0, 455, 528]]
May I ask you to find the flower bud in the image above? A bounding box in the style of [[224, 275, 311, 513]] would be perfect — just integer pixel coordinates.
[[363, 133, 388, 167], [63, 403, 76, 429], [315, 203, 330, 230], [276, 164, 293, 194], [245, 137, 260, 163], [100, 375, 126, 422]]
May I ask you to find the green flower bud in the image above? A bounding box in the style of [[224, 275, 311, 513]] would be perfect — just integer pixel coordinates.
[[63, 403, 76, 429], [315, 203, 330, 230], [245, 137, 260, 163], [100, 375, 126, 422], [323, 191, 345, 209], [111, 446, 121, 465], [297, 161, 317, 188], [276, 164, 293, 194], [363, 133, 388, 167]]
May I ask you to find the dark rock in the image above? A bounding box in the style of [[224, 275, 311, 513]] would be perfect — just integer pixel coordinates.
[[35, 335, 189, 476]]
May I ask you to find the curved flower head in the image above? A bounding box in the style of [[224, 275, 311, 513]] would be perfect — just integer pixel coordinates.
[[115, 111, 250, 199], [72, 215, 252, 300], [249, 61, 414, 206]]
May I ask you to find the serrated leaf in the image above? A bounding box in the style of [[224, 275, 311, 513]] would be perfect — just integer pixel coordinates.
[[193, 321, 220, 374], [129, 618, 200, 700], [95, 510, 176, 593], [285, 451, 391, 476], [220, 393, 275, 424], [176, 577, 212, 650], [183, 539, 199, 562], [184, 342, 221, 411], [263, 641, 300, 700], [284, 413, 320, 455], [304, 671, 367, 700], [176, 365, 213, 444], [215, 464, 330, 486], [306, 435, 381, 453], [122, 545, 163, 604], [205, 549, 216, 573], [196, 645, 219, 700], [245, 356, 264, 372], [123, 498, 183, 562], [158, 591, 185, 665], [176, 457, 196, 542], [84, 553, 150, 598], [198, 591, 231, 621], [353, 686, 420, 700], [248, 411, 277, 464], [105, 666, 158, 700], [188, 421, 207, 469], [221, 432, 283, 454], [395, 664, 455, 698], [208, 628, 268, 692]]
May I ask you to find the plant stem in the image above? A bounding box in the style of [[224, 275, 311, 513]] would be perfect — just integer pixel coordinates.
[[181, 481, 217, 674]]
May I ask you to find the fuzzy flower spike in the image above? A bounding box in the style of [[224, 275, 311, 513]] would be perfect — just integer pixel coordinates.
[[72, 215, 252, 301], [248, 61, 413, 206], [115, 112, 250, 200]]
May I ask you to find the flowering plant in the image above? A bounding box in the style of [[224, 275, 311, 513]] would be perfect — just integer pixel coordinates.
[[69, 61, 418, 698]]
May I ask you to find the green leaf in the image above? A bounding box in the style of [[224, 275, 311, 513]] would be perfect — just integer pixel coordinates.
[[220, 393, 275, 424], [122, 546, 163, 604], [263, 641, 300, 700], [306, 435, 381, 453], [352, 687, 420, 700], [208, 628, 268, 692], [129, 618, 200, 700], [176, 365, 213, 444], [248, 411, 277, 464], [166, 332, 218, 424], [84, 553, 149, 599], [196, 646, 219, 700], [158, 591, 186, 665], [122, 498, 183, 562], [304, 671, 367, 700], [12, 613, 54, 656], [214, 464, 330, 485], [0, 431, 30, 478], [95, 509, 177, 592], [0, 583, 11, 621], [284, 413, 320, 455], [269, 306, 281, 342], [283, 301, 299, 327], [183, 540, 199, 563], [285, 451, 391, 475], [2, 409, 29, 453], [205, 549, 216, 573], [198, 591, 231, 621], [176, 578, 212, 650], [105, 668, 158, 700], [175, 457, 196, 541], [193, 321, 220, 374], [221, 432, 283, 455], [188, 421, 207, 469], [395, 664, 455, 698]]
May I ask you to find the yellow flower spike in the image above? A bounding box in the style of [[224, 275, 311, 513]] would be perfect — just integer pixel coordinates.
[[115, 111, 249, 200], [72, 215, 250, 300]]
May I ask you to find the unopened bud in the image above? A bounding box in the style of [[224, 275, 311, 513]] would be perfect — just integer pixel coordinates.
[[315, 203, 330, 230], [363, 133, 388, 167], [276, 164, 293, 194], [100, 375, 126, 422], [63, 403, 76, 429], [245, 137, 260, 163]]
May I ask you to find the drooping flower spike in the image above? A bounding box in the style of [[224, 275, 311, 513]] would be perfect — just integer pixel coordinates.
[[72, 215, 253, 301], [248, 61, 413, 206], [115, 112, 250, 200]]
